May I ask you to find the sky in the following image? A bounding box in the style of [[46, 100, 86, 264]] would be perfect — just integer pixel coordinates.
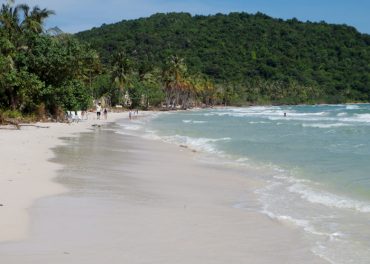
[[9, 0, 370, 34]]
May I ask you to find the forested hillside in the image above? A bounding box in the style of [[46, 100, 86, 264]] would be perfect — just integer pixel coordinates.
[[76, 12, 370, 104]]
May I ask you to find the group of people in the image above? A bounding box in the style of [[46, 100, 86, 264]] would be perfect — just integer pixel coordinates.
[[128, 109, 139, 120], [95, 102, 141, 121]]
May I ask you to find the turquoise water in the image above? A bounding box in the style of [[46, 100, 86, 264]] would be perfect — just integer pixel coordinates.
[[117, 104, 370, 264], [150, 105, 370, 201]]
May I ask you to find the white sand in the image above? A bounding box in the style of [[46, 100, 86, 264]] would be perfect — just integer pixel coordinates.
[[0, 112, 128, 242], [0, 112, 327, 263]]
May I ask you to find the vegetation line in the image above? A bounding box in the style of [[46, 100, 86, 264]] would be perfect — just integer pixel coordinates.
[[1, 2, 370, 123]]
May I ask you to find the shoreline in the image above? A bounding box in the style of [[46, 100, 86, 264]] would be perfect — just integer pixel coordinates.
[[0, 112, 128, 242], [0, 112, 327, 263]]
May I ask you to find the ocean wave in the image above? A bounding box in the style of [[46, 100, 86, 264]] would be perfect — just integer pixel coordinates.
[[346, 105, 361, 110], [182, 119, 207, 124], [116, 121, 145, 135], [288, 183, 370, 213], [268, 116, 335, 122], [230, 106, 281, 111], [115, 115, 160, 138], [193, 120, 207, 124], [228, 106, 327, 115], [353, 113, 370, 122], [302, 123, 351, 128], [205, 110, 329, 121], [120, 124, 142, 130], [261, 209, 327, 235], [161, 135, 230, 154], [248, 121, 271, 124], [272, 173, 311, 184], [341, 114, 370, 123], [236, 157, 249, 163], [287, 112, 327, 116]]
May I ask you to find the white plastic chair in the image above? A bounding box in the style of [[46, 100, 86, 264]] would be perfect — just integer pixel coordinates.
[[70, 111, 80, 122], [76, 111, 83, 121], [66, 111, 73, 122]]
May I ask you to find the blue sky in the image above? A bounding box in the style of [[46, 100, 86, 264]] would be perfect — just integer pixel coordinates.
[[15, 0, 370, 34]]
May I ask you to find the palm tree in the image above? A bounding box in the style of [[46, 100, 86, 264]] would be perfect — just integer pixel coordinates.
[[0, 2, 21, 43], [0, 1, 54, 44], [18, 4, 55, 34], [162, 55, 188, 109], [178, 77, 193, 109], [111, 51, 133, 104], [140, 70, 160, 108], [203, 78, 216, 106]]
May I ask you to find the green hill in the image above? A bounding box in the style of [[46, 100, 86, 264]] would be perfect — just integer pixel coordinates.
[[76, 12, 370, 103]]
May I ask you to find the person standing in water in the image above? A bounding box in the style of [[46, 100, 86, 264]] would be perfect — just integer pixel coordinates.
[[96, 102, 102, 120]]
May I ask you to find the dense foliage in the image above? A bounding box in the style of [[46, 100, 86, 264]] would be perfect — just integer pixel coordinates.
[[0, 0, 99, 120], [76, 12, 370, 104]]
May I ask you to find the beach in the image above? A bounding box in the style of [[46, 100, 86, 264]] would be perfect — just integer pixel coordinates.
[[0, 113, 127, 242], [0, 112, 326, 263]]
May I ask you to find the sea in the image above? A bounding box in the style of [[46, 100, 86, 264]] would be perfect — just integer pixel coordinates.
[[116, 104, 370, 264]]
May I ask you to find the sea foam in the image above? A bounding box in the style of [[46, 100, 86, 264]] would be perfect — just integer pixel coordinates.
[[302, 123, 351, 128], [161, 135, 230, 154], [288, 183, 370, 213]]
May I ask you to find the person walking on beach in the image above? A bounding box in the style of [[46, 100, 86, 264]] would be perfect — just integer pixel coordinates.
[[96, 102, 102, 120], [103, 108, 108, 120]]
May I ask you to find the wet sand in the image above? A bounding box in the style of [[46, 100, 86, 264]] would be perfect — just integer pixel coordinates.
[[0, 113, 127, 241], [0, 120, 327, 263]]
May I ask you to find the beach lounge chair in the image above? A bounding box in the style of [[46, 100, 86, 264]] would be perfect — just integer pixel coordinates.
[[72, 111, 82, 122], [76, 111, 84, 121], [67, 111, 80, 123], [66, 111, 72, 122]]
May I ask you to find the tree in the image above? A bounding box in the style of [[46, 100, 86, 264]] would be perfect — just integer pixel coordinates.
[[111, 50, 134, 105], [162, 55, 188, 108], [17, 4, 55, 34], [139, 69, 164, 109], [0, 1, 21, 44], [0, 1, 99, 119]]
